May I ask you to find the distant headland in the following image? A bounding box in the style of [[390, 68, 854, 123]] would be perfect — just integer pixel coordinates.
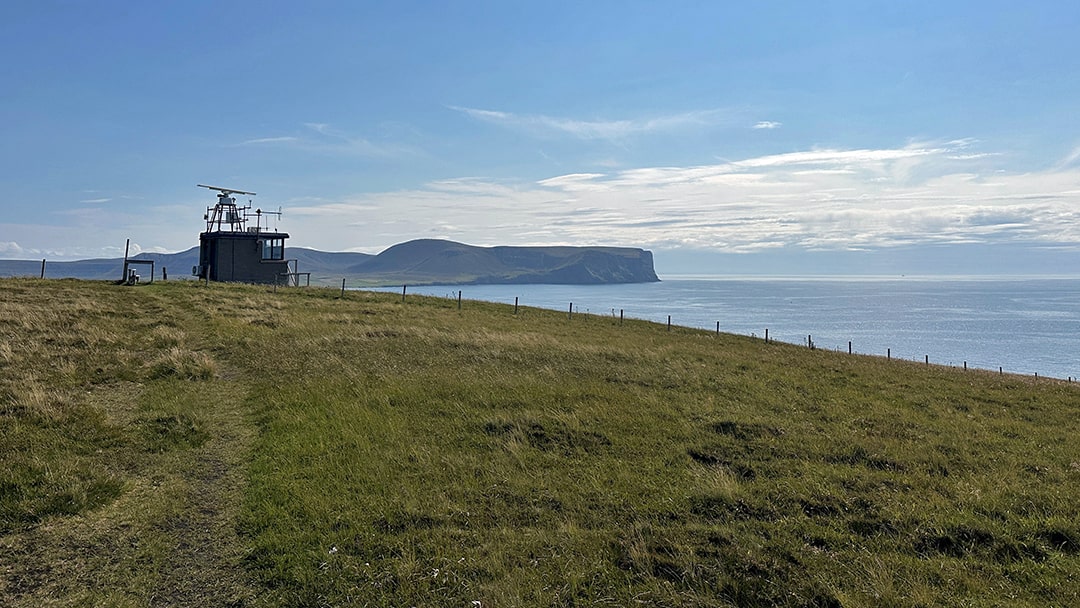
[[0, 239, 659, 286]]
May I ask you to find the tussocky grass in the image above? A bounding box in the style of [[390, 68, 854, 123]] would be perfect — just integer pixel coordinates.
[[1, 277, 1077, 606]]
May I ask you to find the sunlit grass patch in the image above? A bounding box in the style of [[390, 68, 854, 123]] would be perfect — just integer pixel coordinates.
[[149, 324, 185, 348], [147, 347, 217, 380]]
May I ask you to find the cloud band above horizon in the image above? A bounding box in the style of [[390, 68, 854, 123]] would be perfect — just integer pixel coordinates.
[[284, 139, 1080, 256]]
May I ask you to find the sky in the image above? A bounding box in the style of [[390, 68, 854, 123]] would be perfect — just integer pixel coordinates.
[[3, 1, 1080, 276]]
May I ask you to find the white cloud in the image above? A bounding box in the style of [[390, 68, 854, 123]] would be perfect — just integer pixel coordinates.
[[240, 136, 301, 145], [9, 139, 1080, 264], [234, 123, 419, 158], [753, 121, 782, 129], [273, 139, 1080, 257], [732, 145, 941, 169], [947, 152, 1001, 160], [449, 106, 734, 140], [0, 241, 25, 257]]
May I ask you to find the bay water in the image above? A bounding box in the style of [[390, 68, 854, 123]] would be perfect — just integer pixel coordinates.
[[376, 277, 1080, 380]]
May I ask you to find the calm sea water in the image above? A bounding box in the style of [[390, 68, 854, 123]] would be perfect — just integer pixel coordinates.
[[375, 277, 1080, 380]]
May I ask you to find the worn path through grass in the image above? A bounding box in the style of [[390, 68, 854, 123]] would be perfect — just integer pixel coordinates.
[[0, 280, 258, 606]]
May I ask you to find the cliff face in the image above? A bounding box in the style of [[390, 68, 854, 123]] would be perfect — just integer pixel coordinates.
[[348, 240, 659, 285]]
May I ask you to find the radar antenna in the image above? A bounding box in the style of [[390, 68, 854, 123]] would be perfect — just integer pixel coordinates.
[[198, 184, 255, 232]]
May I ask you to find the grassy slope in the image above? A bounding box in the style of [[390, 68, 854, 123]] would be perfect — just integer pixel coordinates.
[[1, 279, 1077, 607]]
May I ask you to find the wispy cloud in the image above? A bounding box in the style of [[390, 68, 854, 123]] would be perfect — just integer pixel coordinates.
[[946, 152, 1002, 160], [1054, 145, 1080, 170], [448, 106, 734, 140], [753, 121, 782, 129], [241, 136, 300, 145], [234, 123, 419, 158]]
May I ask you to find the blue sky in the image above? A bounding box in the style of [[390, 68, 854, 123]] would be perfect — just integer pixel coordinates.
[[3, 1, 1080, 275]]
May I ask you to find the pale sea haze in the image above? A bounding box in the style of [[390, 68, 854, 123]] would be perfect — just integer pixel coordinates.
[[378, 277, 1080, 381]]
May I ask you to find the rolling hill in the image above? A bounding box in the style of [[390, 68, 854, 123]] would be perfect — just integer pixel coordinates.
[[0, 239, 658, 285]]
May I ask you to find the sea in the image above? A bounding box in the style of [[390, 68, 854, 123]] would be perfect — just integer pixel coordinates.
[[374, 277, 1080, 381]]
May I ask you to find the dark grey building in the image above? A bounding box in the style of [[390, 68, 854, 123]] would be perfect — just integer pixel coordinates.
[[195, 185, 293, 285]]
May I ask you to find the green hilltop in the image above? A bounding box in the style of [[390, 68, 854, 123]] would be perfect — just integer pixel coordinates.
[[1, 278, 1076, 606]]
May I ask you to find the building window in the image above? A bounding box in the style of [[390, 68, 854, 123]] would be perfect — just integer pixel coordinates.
[[262, 238, 285, 260]]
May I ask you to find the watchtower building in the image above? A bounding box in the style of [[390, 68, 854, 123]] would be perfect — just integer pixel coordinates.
[[195, 184, 294, 284]]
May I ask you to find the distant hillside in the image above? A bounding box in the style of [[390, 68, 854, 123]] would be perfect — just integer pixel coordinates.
[[0, 240, 657, 285], [348, 239, 658, 285], [0, 250, 203, 282]]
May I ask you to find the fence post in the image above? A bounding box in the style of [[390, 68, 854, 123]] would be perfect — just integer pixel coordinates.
[[765, 328, 769, 343], [457, 290, 462, 310], [121, 239, 130, 282], [888, 348, 891, 360], [925, 355, 929, 366], [848, 341, 852, 354], [964, 361, 967, 371], [514, 296, 519, 315], [667, 315, 671, 331], [340, 278, 346, 298], [716, 321, 720, 336], [620, 309, 624, 325], [401, 284, 406, 302], [568, 302, 573, 320], [40, 259, 46, 279]]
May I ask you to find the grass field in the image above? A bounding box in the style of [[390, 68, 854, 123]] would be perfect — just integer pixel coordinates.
[[1, 278, 1077, 607]]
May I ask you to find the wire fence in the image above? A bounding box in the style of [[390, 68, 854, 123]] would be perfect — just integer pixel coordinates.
[[353, 284, 1078, 384]]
